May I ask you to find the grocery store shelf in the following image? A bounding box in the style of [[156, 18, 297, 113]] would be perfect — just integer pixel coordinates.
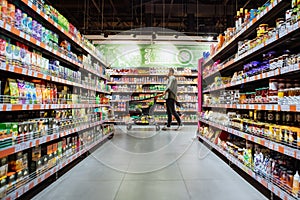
[[203, 20, 300, 81], [203, 103, 300, 112], [107, 82, 197, 85], [110, 73, 198, 77], [3, 132, 113, 200], [203, 0, 288, 68], [111, 90, 163, 93], [0, 21, 83, 70], [203, 63, 300, 93], [0, 104, 102, 112], [197, 134, 297, 200], [19, 0, 107, 66], [0, 62, 51, 81], [83, 65, 109, 81], [157, 120, 198, 123], [0, 120, 109, 159], [0, 62, 109, 94], [156, 110, 197, 112], [199, 118, 300, 159]]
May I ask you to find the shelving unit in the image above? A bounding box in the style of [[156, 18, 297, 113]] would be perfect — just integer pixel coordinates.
[[198, 0, 300, 199], [109, 67, 198, 125], [0, 0, 114, 199]]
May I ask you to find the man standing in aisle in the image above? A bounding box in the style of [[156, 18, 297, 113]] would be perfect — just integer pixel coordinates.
[[161, 68, 183, 130]]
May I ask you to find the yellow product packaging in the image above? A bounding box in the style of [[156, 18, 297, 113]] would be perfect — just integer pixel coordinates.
[[289, 127, 297, 146], [4, 78, 19, 104]]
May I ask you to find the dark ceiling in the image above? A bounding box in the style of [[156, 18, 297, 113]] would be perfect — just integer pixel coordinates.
[[46, 0, 266, 36]]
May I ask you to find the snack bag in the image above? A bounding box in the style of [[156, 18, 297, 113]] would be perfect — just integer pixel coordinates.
[[5, 43, 13, 65], [4, 78, 19, 104], [30, 82, 37, 104], [12, 45, 21, 67], [0, 38, 6, 61], [25, 50, 31, 69], [24, 82, 32, 104], [35, 84, 42, 104], [17, 79, 26, 104], [20, 47, 26, 67]]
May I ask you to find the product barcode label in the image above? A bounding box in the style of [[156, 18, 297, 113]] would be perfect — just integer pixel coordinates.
[[296, 105, 300, 112], [281, 105, 290, 111], [6, 104, 12, 111], [266, 104, 273, 110], [36, 41, 40, 46], [19, 31, 25, 39], [25, 35, 30, 41], [15, 141, 31, 152], [28, 1, 32, 7], [274, 144, 279, 151], [22, 68, 27, 75], [297, 150, 300, 160], [267, 71, 275, 77], [5, 24, 11, 31], [284, 148, 295, 157], [0, 62, 5, 70], [36, 8, 41, 14], [294, 63, 300, 71], [8, 65, 14, 72]]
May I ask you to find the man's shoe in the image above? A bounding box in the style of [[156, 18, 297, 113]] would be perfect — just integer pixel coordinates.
[[176, 124, 184, 130], [162, 126, 170, 131]]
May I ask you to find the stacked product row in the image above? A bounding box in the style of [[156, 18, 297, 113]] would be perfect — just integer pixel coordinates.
[[110, 67, 196, 75], [199, 126, 300, 197], [0, 123, 114, 198], [204, 78, 300, 105], [0, 0, 114, 199], [200, 0, 300, 199], [110, 67, 198, 124], [0, 0, 103, 56]]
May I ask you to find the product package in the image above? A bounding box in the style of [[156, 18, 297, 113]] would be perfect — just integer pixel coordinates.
[[4, 78, 19, 104], [17, 79, 26, 104]]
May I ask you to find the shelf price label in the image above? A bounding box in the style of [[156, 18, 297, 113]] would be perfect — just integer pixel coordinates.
[[284, 148, 295, 158], [281, 105, 290, 111], [15, 141, 31, 152], [267, 71, 275, 77], [266, 104, 273, 110], [0, 20, 4, 28], [25, 34, 30, 41], [294, 63, 300, 71], [5, 24, 11, 32]]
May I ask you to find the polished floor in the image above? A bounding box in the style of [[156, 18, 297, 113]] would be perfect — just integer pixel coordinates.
[[33, 125, 267, 200]]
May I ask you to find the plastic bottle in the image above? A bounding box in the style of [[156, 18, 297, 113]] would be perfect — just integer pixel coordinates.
[[292, 171, 299, 196]]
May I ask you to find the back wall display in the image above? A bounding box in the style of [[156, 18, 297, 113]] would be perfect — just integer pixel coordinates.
[[96, 43, 210, 68]]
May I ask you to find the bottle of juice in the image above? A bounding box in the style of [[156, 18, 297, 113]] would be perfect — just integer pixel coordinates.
[[292, 171, 299, 196]]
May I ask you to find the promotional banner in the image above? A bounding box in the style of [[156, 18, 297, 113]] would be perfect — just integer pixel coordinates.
[[96, 44, 210, 68]]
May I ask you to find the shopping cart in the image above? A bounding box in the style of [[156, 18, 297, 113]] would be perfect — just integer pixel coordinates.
[[126, 95, 162, 131]]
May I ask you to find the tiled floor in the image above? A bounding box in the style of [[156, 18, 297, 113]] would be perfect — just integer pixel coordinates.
[[32, 126, 267, 200]]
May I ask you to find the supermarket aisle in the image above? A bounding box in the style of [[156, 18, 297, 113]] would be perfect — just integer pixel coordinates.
[[33, 126, 267, 200]]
